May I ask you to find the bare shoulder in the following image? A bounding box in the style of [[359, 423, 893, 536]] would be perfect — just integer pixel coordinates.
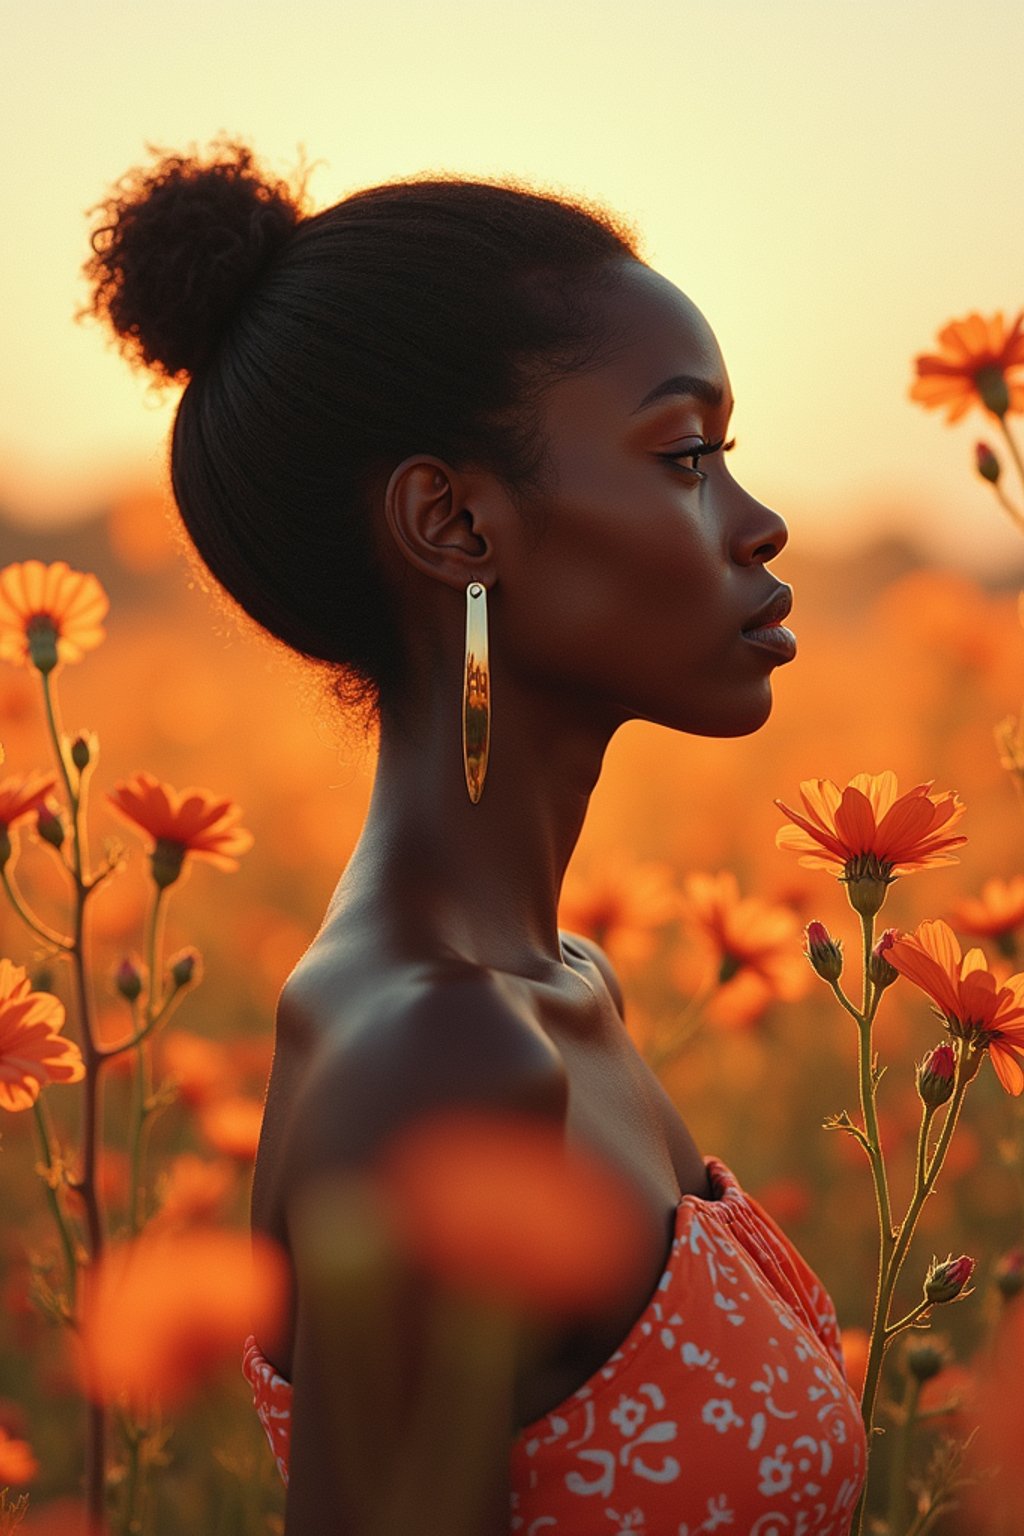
[[559, 929, 626, 1017], [279, 960, 569, 1186]]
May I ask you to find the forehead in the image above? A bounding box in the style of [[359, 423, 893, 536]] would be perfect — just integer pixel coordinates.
[[545, 259, 730, 422]]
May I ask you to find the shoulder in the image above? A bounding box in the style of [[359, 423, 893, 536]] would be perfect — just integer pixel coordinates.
[[559, 929, 625, 1017], [279, 961, 569, 1181]]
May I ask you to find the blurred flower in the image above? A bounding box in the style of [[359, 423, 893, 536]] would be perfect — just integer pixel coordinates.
[[917, 1043, 956, 1108], [910, 310, 1024, 421], [149, 1154, 237, 1234], [751, 1176, 812, 1227], [198, 1097, 263, 1161], [994, 1246, 1024, 1301], [0, 561, 108, 675], [0, 771, 59, 845], [0, 960, 84, 1112], [159, 1030, 232, 1107], [904, 1335, 949, 1384], [80, 1229, 287, 1410], [69, 731, 95, 773], [975, 441, 1001, 483], [886, 919, 1024, 1095], [949, 876, 1024, 956], [925, 1253, 976, 1305], [775, 772, 966, 916], [804, 920, 843, 982], [107, 772, 253, 887], [378, 1109, 650, 1317], [559, 854, 678, 970], [682, 871, 809, 1027], [839, 1327, 869, 1395], [0, 1428, 37, 1486]]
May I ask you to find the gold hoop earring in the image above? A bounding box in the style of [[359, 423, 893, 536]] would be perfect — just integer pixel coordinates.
[[463, 581, 490, 803]]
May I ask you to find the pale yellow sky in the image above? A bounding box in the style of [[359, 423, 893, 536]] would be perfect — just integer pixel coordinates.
[[3, 0, 1024, 572]]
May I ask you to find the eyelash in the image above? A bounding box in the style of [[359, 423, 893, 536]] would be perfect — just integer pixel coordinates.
[[663, 437, 737, 479]]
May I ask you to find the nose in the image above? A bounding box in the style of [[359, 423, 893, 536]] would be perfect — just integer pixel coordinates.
[[729, 491, 788, 566]]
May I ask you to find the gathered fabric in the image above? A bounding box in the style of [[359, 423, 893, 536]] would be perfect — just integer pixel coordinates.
[[243, 1158, 865, 1534]]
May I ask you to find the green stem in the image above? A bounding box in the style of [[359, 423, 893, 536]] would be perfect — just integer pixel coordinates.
[[992, 483, 1024, 535], [886, 1373, 922, 1536], [39, 667, 106, 1533], [127, 889, 166, 1236], [857, 914, 893, 1242], [997, 414, 1024, 507], [0, 867, 73, 950], [32, 1095, 79, 1312], [885, 1298, 931, 1339]]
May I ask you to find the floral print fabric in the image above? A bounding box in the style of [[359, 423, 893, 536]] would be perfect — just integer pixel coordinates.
[[242, 1158, 865, 1534]]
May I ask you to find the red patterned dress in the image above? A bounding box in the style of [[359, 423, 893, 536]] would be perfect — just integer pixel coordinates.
[[243, 1158, 865, 1534]]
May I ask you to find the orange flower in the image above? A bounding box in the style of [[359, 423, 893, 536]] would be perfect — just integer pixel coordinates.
[[80, 1229, 287, 1410], [775, 772, 966, 912], [558, 854, 679, 970], [0, 960, 84, 1112], [0, 561, 108, 674], [198, 1097, 263, 1161], [885, 919, 1024, 1095], [0, 1428, 37, 1486], [681, 872, 809, 1028], [949, 877, 1024, 948], [159, 1029, 233, 1107], [149, 1154, 237, 1233], [107, 772, 253, 886], [377, 1109, 649, 1318], [910, 310, 1024, 422], [0, 770, 59, 835]]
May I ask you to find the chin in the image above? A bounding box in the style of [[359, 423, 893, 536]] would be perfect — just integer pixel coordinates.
[[640, 682, 776, 739]]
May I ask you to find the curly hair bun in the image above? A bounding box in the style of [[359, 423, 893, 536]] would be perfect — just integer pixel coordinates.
[[83, 137, 307, 383]]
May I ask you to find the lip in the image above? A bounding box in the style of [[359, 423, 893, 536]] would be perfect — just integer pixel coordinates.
[[741, 583, 796, 661], [742, 584, 793, 633]]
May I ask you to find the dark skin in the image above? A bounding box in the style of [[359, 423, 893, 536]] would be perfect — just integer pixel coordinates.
[[251, 257, 792, 1534]]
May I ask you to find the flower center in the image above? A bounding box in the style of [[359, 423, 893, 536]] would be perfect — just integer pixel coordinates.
[[151, 837, 187, 889], [841, 853, 895, 918], [974, 365, 1010, 417]]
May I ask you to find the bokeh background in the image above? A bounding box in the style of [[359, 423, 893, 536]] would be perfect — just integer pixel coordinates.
[[2, 1, 1023, 1531]]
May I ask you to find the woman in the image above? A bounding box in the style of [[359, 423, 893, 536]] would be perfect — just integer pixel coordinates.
[[85, 140, 865, 1535]]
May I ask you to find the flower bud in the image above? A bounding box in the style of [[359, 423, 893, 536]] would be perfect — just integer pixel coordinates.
[[70, 732, 97, 772], [167, 947, 201, 991], [994, 1247, 1024, 1302], [904, 1336, 949, 1383], [924, 1253, 975, 1306], [36, 801, 65, 850], [975, 441, 1001, 483], [868, 928, 900, 992], [975, 365, 1010, 417], [804, 921, 844, 982], [115, 956, 144, 1003], [917, 1043, 956, 1108]]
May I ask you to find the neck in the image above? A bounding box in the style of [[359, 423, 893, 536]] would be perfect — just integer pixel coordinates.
[[338, 670, 620, 975]]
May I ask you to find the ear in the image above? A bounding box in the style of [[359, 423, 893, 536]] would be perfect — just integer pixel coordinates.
[[382, 456, 499, 590]]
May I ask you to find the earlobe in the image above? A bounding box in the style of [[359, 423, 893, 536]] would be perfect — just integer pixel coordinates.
[[383, 455, 492, 587]]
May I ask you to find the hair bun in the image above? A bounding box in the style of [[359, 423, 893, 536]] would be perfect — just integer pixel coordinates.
[[83, 136, 307, 382]]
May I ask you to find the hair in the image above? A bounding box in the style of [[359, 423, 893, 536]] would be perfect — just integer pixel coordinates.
[[83, 137, 641, 722]]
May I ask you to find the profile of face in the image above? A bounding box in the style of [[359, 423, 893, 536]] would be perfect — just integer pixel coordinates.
[[489, 258, 792, 741]]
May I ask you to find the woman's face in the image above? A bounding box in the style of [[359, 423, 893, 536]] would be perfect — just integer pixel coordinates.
[[496, 258, 793, 739]]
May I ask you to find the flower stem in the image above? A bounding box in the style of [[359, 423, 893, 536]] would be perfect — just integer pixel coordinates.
[[992, 483, 1024, 535], [886, 1372, 922, 1536], [997, 414, 1024, 507], [32, 1094, 79, 1312], [128, 889, 166, 1236], [0, 867, 73, 950]]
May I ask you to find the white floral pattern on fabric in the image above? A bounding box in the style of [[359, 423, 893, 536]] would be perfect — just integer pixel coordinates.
[[242, 1158, 865, 1534]]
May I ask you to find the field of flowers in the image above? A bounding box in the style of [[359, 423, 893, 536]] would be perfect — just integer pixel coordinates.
[[1, 313, 1024, 1535]]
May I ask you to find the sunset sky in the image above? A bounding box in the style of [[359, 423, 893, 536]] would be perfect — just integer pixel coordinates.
[[4, 0, 1024, 572]]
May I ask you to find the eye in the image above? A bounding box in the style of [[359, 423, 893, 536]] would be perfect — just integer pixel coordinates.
[[661, 437, 737, 479]]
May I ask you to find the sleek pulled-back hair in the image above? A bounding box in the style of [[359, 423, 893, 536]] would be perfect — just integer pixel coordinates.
[[84, 139, 641, 718]]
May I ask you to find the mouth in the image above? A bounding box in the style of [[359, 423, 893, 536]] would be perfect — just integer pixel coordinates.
[[741, 585, 796, 661]]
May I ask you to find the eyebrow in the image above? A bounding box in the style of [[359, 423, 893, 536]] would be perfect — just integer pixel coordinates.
[[632, 374, 725, 413]]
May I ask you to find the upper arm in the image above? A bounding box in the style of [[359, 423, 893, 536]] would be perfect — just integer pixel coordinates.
[[280, 976, 567, 1535]]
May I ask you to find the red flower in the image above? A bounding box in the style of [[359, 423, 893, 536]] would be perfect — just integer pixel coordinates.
[[886, 919, 1024, 1095], [910, 311, 1024, 422], [107, 772, 252, 886]]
